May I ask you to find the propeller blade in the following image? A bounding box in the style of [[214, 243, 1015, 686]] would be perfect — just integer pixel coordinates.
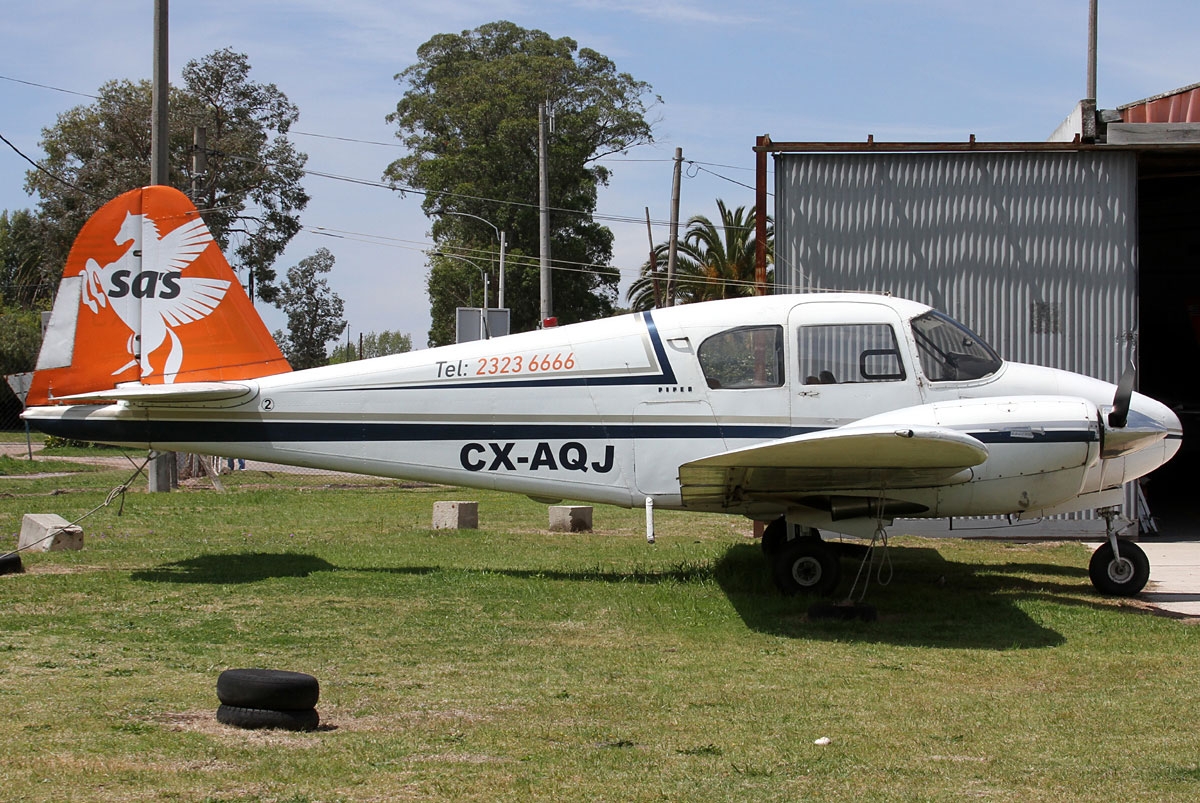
[[1108, 361, 1136, 428]]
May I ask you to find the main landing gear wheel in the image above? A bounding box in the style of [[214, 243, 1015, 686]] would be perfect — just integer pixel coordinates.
[[1088, 540, 1150, 596], [771, 537, 841, 597], [761, 518, 788, 556], [761, 518, 820, 557]]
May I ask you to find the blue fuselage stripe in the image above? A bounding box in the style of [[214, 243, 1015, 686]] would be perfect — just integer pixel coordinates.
[[32, 417, 1098, 446]]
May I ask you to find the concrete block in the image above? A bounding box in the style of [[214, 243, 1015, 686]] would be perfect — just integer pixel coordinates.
[[549, 505, 593, 533], [432, 501, 478, 530], [19, 513, 83, 552]]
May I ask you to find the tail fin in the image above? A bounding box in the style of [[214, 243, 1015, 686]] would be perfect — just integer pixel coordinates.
[[25, 186, 290, 406]]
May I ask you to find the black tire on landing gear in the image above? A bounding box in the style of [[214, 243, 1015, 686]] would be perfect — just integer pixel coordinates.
[[761, 517, 787, 556], [1088, 540, 1150, 596], [771, 537, 841, 596], [761, 518, 820, 557]]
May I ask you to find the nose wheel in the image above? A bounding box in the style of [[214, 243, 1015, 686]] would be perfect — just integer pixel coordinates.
[[1088, 539, 1150, 596], [1089, 507, 1150, 596]]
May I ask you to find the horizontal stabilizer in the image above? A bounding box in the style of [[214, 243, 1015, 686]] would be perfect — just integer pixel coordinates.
[[54, 381, 255, 405]]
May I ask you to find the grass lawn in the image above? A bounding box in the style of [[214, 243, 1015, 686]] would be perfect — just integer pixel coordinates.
[[1, 462, 1198, 801]]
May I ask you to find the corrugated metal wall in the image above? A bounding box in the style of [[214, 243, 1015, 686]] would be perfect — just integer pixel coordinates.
[[774, 150, 1140, 526], [775, 151, 1138, 383]]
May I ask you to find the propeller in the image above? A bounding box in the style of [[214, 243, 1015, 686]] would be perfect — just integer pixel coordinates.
[[1107, 361, 1136, 429]]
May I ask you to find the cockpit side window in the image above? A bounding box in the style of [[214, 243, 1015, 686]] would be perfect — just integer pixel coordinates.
[[911, 310, 1003, 382], [697, 325, 784, 389], [798, 324, 906, 384]]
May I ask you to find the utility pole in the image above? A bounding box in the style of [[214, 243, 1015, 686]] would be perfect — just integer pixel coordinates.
[[755, 135, 770, 294], [645, 207, 660, 308], [538, 101, 553, 324], [148, 0, 173, 492], [1086, 0, 1098, 102], [498, 229, 507, 310], [191, 126, 206, 200], [665, 147, 682, 307], [151, 0, 169, 187]]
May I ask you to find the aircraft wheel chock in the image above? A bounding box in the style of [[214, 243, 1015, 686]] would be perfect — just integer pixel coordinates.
[[1088, 540, 1150, 597], [772, 538, 840, 596]]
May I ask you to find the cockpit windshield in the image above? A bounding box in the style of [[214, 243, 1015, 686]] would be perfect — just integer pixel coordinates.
[[910, 310, 1003, 382]]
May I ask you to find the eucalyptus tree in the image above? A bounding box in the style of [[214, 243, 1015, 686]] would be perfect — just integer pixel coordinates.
[[385, 21, 658, 344]]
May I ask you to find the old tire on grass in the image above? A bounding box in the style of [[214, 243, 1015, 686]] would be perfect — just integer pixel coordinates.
[[216, 668, 319, 711], [771, 537, 841, 597], [216, 704, 319, 732], [1088, 540, 1150, 596], [0, 552, 24, 576]]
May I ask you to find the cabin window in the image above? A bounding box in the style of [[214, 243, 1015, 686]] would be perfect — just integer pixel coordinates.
[[911, 310, 1002, 382], [798, 324, 906, 384], [697, 325, 784, 389]]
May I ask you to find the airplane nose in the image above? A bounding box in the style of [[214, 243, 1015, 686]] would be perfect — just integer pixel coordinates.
[[1157, 397, 1184, 462], [1101, 392, 1182, 462]]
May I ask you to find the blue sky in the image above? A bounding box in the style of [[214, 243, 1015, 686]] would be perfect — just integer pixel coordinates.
[[2, 1, 1199, 345]]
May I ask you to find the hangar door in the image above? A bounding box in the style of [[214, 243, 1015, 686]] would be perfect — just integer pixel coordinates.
[[773, 150, 1140, 526]]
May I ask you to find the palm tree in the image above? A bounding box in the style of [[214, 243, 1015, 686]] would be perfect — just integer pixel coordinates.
[[626, 200, 772, 310]]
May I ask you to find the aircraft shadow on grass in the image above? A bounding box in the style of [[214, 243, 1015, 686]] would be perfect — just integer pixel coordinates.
[[130, 543, 1118, 650], [710, 543, 1084, 650], [131, 552, 350, 584]]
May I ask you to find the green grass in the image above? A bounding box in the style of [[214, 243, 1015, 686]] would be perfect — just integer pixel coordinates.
[[0, 454, 104, 476], [1, 467, 1198, 801]]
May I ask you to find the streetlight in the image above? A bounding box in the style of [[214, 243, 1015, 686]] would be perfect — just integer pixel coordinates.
[[444, 211, 506, 309], [434, 251, 490, 339]]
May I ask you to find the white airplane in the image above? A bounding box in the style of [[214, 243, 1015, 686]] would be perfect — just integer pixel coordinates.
[[18, 187, 1182, 598]]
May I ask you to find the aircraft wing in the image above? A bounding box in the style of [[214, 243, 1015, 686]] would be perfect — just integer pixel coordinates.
[[51, 382, 255, 405], [678, 424, 988, 508]]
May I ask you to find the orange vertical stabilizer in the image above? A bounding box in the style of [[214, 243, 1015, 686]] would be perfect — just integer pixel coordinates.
[[25, 186, 291, 406]]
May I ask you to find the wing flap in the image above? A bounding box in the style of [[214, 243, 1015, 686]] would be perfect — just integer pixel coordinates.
[[679, 424, 988, 507]]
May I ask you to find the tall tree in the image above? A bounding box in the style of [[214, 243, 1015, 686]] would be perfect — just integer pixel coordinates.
[[25, 48, 308, 304], [384, 21, 658, 345], [0, 209, 51, 422], [627, 201, 773, 311], [273, 248, 346, 370], [0, 209, 52, 308]]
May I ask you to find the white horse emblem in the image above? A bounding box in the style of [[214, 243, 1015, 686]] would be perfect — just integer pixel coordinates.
[[80, 210, 230, 383]]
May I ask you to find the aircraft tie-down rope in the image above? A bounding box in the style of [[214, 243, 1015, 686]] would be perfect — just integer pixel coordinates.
[[0, 453, 153, 560], [845, 488, 896, 603]]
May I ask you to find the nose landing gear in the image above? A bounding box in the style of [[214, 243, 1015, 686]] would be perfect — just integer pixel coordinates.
[[1088, 507, 1150, 596]]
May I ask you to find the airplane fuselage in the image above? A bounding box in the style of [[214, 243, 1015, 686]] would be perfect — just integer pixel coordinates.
[[25, 294, 1182, 538]]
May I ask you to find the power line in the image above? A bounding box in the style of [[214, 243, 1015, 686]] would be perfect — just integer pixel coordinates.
[[0, 73, 98, 99], [0, 131, 95, 198], [3, 71, 772, 279], [293, 130, 402, 148]]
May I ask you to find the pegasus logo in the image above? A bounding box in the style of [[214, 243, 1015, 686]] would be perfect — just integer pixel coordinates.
[[80, 209, 231, 383]]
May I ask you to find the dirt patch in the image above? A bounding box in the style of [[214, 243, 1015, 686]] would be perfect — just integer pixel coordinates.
[[156, 709, 333, 744]]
